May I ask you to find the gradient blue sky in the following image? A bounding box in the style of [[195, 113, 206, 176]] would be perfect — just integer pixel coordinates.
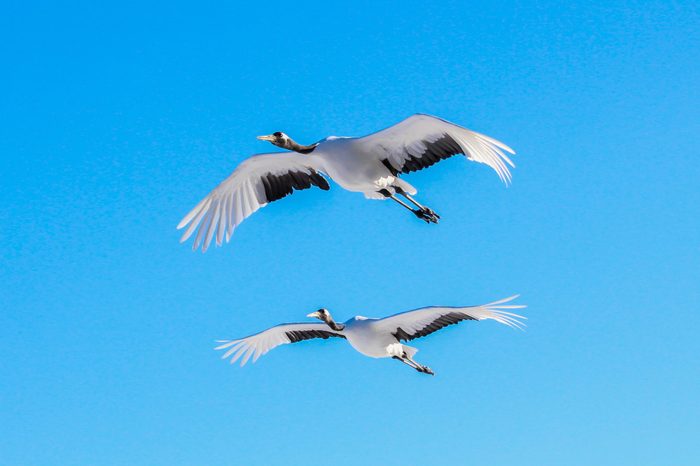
[[2, 1, 699, 465]]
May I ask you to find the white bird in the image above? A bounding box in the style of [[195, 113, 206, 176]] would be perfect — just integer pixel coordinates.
[[215, 295, 525, 375], [177, 114, 516, 251]]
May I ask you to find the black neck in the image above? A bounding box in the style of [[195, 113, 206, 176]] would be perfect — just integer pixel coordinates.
[[324, 319, 344, 332], [286, 140, 317, 154]]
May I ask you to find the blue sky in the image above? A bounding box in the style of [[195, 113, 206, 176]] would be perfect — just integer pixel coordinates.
[[2, 1, 699, 465]]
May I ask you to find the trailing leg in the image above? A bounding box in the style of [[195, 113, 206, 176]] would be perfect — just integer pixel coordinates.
[[378, 189, 439, 224], [392, 355, 420, 370], [406, 353, 435, 375], [391, 354, 435, 376], [393, 187, 440, 223]]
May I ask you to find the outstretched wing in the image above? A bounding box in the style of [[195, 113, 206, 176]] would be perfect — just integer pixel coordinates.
[[177, 152, 330, 252], [355, 114, 516, 184], [376, 295, 526, 342], [214, 322, 346, 367]]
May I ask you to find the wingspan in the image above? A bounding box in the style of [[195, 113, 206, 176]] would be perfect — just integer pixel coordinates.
[[177, 152, 330, 252], [214, 322, 345, 367], [376, 295, 526, 342], [355, 113, 516, 184]]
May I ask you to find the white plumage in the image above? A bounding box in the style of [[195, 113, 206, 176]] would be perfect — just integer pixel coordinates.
[[215, 295, 525, 375], [178, 114, 516, 251]]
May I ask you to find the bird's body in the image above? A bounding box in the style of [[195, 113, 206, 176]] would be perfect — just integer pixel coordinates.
[[178, 114, 516, 251], [308, 136, 417, 197], [215, 296, 525, 375], [340, 316, 395, 358]]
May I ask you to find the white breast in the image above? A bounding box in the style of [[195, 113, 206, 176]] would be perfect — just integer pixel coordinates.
[[342, 317, 397, 358], [313, 138, 393, 193]]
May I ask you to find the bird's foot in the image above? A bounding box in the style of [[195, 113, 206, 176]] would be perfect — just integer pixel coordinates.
[[418, 365, 435, 375], [424, 207, 440, 220], [413, 207, 440, 224]]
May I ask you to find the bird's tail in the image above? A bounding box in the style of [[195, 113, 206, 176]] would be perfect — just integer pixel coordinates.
[[392, 178, 417, 196], [363, 178, 418, 200], [402, 344, 419, 359], [467, 295, 527, 330], [387, 342, 419, 358]]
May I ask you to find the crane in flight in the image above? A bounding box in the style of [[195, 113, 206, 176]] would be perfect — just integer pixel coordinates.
[[215, 295, 525, 375], [178, 114, 516, 251]]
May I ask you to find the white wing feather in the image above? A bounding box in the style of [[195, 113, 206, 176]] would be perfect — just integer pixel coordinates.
[[177, 152, 326, 252], [376, 295, 527, 338], [355, 113, 516, 184], [214, 322, 344, 367]]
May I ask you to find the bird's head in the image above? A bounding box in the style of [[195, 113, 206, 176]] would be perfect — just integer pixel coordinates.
[[307, 308, 344, 331], [257, 132, 317, 154], [257, 131, 291, 149]]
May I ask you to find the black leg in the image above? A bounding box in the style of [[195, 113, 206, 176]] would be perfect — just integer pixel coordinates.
[[392, 355, 419, 370], [404, 352, 435, 375], [393, 187, 440, 223], [378, 189, 439, 224], [392, 355, 435, 375]]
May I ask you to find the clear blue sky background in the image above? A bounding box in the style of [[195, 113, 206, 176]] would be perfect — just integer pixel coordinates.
[[2, 1, 699, 465]]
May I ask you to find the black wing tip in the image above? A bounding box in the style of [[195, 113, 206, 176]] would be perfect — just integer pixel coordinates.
[[261, 169, 330, 203], [285, 329, 346, 343], [391, 134, 463, 175], [393, 312, 473, 341]]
